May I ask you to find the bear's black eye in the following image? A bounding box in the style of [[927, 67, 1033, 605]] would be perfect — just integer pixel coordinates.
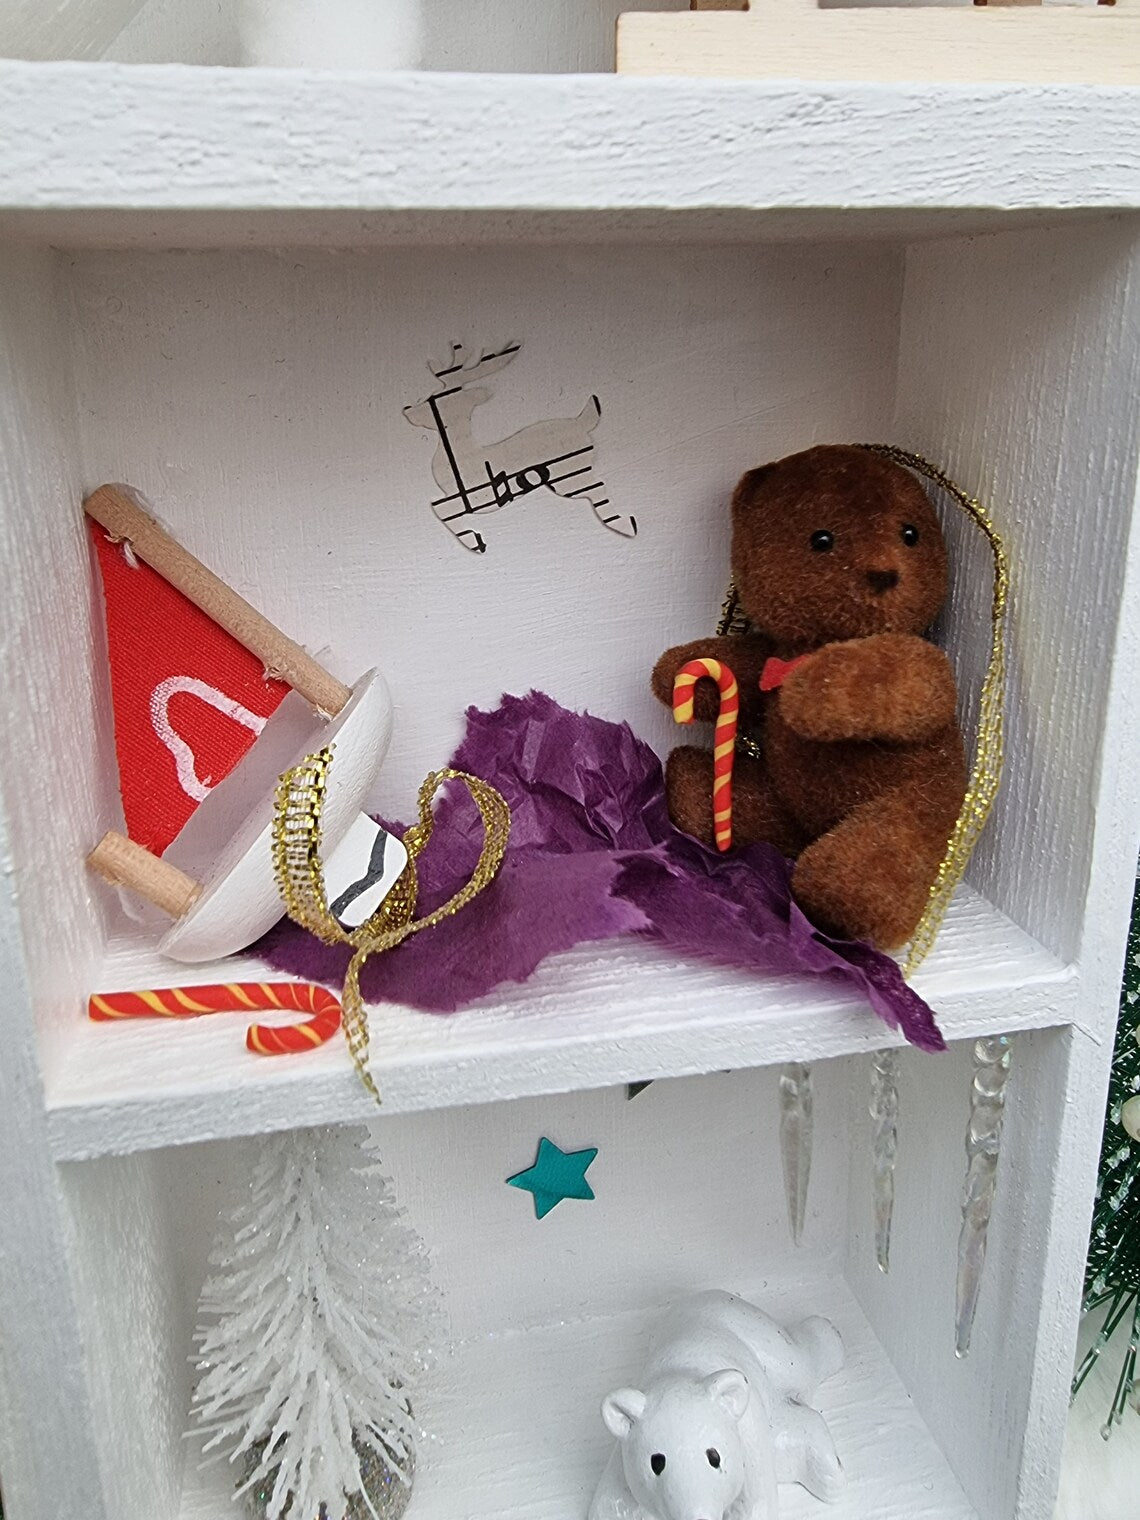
[[707, 1448, 721, 1469], [810, 530, 834, 553], [651, 1453, 666, 1476], [901, 523, 919, 546]]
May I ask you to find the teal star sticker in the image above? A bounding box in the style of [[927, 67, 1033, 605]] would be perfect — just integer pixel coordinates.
[[507, 1137, 598, 1219]]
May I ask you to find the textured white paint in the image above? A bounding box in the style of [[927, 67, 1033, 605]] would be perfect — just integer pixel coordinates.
[[862, 220, 1140, 1520], [0, 248, 114, 1520], [0, 69, 1138, 246], [47, 886, 1071, 1162], [393, 1276, 973, 1520], [59, 1153, 185, 1520], [178, 1268, 975, 1520], [847, 1029, 1074, 1518], [896, 220, 1140, 969]]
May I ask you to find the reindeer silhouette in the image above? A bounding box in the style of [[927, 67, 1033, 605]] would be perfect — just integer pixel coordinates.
[[403, 342, 636, 553]]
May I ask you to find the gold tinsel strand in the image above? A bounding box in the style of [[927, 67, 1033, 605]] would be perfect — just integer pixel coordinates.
[[719, 446, 1009, 980], [857, 447, 1009, 979], [272, 755, 510, 1103]]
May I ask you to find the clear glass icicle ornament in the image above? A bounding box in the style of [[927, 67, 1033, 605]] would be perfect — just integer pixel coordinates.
[[956, 1034, 1013, 1356], [779, 1062, 813, 1244], [869, 1049, 901, 1273]]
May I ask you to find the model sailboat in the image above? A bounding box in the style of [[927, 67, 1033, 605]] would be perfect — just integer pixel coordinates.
[[85, 485, 405, 963]]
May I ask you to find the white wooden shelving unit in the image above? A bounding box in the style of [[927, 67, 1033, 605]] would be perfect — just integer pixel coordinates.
[[1, 7, 1139, 1520]]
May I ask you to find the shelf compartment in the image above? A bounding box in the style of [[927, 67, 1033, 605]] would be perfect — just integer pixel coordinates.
[[179, 1273, 975, 1520], [45, 884, 1072, 1162], [59, 1047, 1073, 1520]]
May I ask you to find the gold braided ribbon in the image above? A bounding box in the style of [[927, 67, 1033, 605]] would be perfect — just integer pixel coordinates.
[[720, 445, 1009, 980], [272, 750, 510, 1101]]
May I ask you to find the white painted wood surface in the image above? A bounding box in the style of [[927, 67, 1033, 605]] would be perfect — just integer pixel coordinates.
[[880, 218, 1140, 1520], [180, 1276, 976, 1519], [47, 885, 1071, 1161], [0, 246, 119, 1520], [0, 58, 1139, 1520], [0, 70, 1138, 249]]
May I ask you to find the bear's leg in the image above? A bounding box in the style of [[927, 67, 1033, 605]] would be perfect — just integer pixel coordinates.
[[666, 747, 804, 856], [791, 787, 950, 948], [587, 1448, 639, 1520], [775, 1402, 845, 1503], [791, 1315, 844, 1393]]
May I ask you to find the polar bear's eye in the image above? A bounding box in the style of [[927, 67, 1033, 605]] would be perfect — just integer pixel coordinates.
[[650, 1453, 666, 1476], [707, 1449, 721, 1468], [810, 530, 834, 553]]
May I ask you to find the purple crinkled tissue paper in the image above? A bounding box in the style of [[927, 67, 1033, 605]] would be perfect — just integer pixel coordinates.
[[254, 691, 945, 1052]]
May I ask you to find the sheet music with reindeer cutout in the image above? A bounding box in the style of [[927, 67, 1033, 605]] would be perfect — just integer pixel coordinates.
[[403, 341, 636, 553]]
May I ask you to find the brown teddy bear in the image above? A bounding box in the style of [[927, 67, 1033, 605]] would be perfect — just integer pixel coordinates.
[[652, 444, 967, 949]]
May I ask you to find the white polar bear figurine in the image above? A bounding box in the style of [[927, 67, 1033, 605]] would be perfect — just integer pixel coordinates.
[[589, 1291, 845, 1520]]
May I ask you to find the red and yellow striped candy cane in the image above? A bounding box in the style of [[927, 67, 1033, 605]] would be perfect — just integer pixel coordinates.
[[672, 657, 739, 852], [88, 981, 342, 1056]]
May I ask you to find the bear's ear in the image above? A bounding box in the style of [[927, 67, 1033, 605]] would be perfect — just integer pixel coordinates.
[[730, 464, 775, 515], [704, 1369, 750, 1422], [602, 1388, 647, 1440]]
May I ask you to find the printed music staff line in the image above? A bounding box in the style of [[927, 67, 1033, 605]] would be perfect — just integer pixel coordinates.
[[404, 341, 636, 553]]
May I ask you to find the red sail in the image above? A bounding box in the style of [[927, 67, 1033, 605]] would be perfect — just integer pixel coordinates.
[[90, 518, 288, 854]]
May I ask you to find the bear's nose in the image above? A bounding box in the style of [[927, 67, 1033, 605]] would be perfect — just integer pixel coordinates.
[[866, 569, 899, 594]]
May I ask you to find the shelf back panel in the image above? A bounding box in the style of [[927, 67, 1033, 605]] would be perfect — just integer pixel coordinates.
[[66, 240, 902, 849]]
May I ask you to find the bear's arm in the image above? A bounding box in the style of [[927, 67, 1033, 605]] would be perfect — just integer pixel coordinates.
[[651, 636, 774, 724], [778, 634, 958, 744]]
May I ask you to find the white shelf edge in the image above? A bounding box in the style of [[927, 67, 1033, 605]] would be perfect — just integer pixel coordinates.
[[0, 65, 1137, 231], [178, 1268, 977, 1520], [46, 887, 1077, 1162]]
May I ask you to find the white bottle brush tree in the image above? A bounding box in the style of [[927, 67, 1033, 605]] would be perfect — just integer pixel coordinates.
[[190, 1124, 440, 1519]]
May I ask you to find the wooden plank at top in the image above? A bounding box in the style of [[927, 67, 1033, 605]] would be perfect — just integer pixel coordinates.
[[618, 3, 1140, 84]]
